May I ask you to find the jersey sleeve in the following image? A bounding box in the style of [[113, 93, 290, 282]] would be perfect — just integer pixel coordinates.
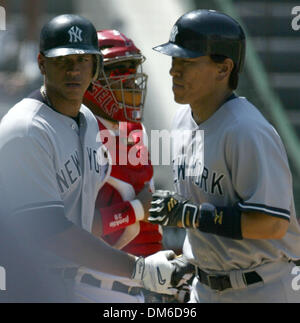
[[0, 129, 72, 239], [226, 122, 292, 221]]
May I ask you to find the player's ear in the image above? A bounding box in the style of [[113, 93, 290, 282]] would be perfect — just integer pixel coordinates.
[[38, 53, 46, 75], [216, 58, 234, 81]]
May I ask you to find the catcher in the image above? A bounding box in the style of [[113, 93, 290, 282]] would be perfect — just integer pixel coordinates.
[[74, 29, 193, 303]]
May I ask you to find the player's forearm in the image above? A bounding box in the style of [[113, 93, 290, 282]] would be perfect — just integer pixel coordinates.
[[149, 191, 289, 240], [92, 208, 103, 236], [44, 224, 136, 278], [241, 212, 289, 239]]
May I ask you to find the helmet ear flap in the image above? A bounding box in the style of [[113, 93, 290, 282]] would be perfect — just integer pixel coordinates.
[[37, 53, 46, 75]]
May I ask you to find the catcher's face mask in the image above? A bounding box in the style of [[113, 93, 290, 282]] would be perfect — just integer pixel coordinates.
[[83, 29, 148, 122]]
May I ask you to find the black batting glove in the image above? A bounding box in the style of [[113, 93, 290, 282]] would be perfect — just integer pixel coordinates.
[[149, 190, 243, 240], [148, 190, 199, 228]]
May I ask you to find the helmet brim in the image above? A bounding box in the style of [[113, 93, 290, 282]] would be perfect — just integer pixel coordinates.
[[153, 42, 205, 58], [43, 47, 102, 58]]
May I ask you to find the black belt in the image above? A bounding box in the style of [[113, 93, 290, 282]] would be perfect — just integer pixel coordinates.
[[196, 267, 263, 292], [51, 267, 141, 296]]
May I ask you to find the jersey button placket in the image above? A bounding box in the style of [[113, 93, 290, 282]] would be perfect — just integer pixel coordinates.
[[71, 123, 80, 136]]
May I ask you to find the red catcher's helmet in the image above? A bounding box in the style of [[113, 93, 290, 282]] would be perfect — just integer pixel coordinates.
[[83, 29, 147, 122]]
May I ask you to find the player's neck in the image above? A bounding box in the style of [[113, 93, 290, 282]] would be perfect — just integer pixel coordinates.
[[42, 85, 82, 118], [191, 88, 233, 124]]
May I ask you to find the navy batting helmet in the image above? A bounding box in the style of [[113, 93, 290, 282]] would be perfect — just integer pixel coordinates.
[[153, 9, 246, 73], [40, 14, 103, 80]]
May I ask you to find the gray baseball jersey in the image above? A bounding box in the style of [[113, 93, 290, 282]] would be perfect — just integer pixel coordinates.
[[0, 90, 110, 233], [172, 96, 300, 272]]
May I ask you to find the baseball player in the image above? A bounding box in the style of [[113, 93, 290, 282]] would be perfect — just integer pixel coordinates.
[[73, 29, 190, 303], [148, 9, 300, 303], [0, 14, 189, 301]]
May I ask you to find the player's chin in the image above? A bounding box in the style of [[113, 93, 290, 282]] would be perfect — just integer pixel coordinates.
[[173, 93, 189, 105], [172, 88, 189, 104], [64, 85, 88, 99]]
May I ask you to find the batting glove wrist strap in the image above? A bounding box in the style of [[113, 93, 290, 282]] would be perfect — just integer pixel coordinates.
[[131, 256, 145, 282], [148, 190, 198, 228]]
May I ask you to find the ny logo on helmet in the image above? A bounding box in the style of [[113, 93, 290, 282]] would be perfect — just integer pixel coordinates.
[[68, 26, 83, 43], [169, 25, 178, 42]]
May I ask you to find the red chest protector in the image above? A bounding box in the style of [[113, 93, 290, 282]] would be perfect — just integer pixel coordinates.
[[95, 118, 162, 256], [99, 120, 152, 193]]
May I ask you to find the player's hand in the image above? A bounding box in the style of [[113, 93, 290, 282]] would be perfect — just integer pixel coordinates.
[[169, 255, 194, 303], [148, 190, 199, 228], [131, 251, 195, 296], [170, 254, 195, 287], [136, 183, 153, 221], [131, 250, 177, 295], [173, 283, 192, 303]]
